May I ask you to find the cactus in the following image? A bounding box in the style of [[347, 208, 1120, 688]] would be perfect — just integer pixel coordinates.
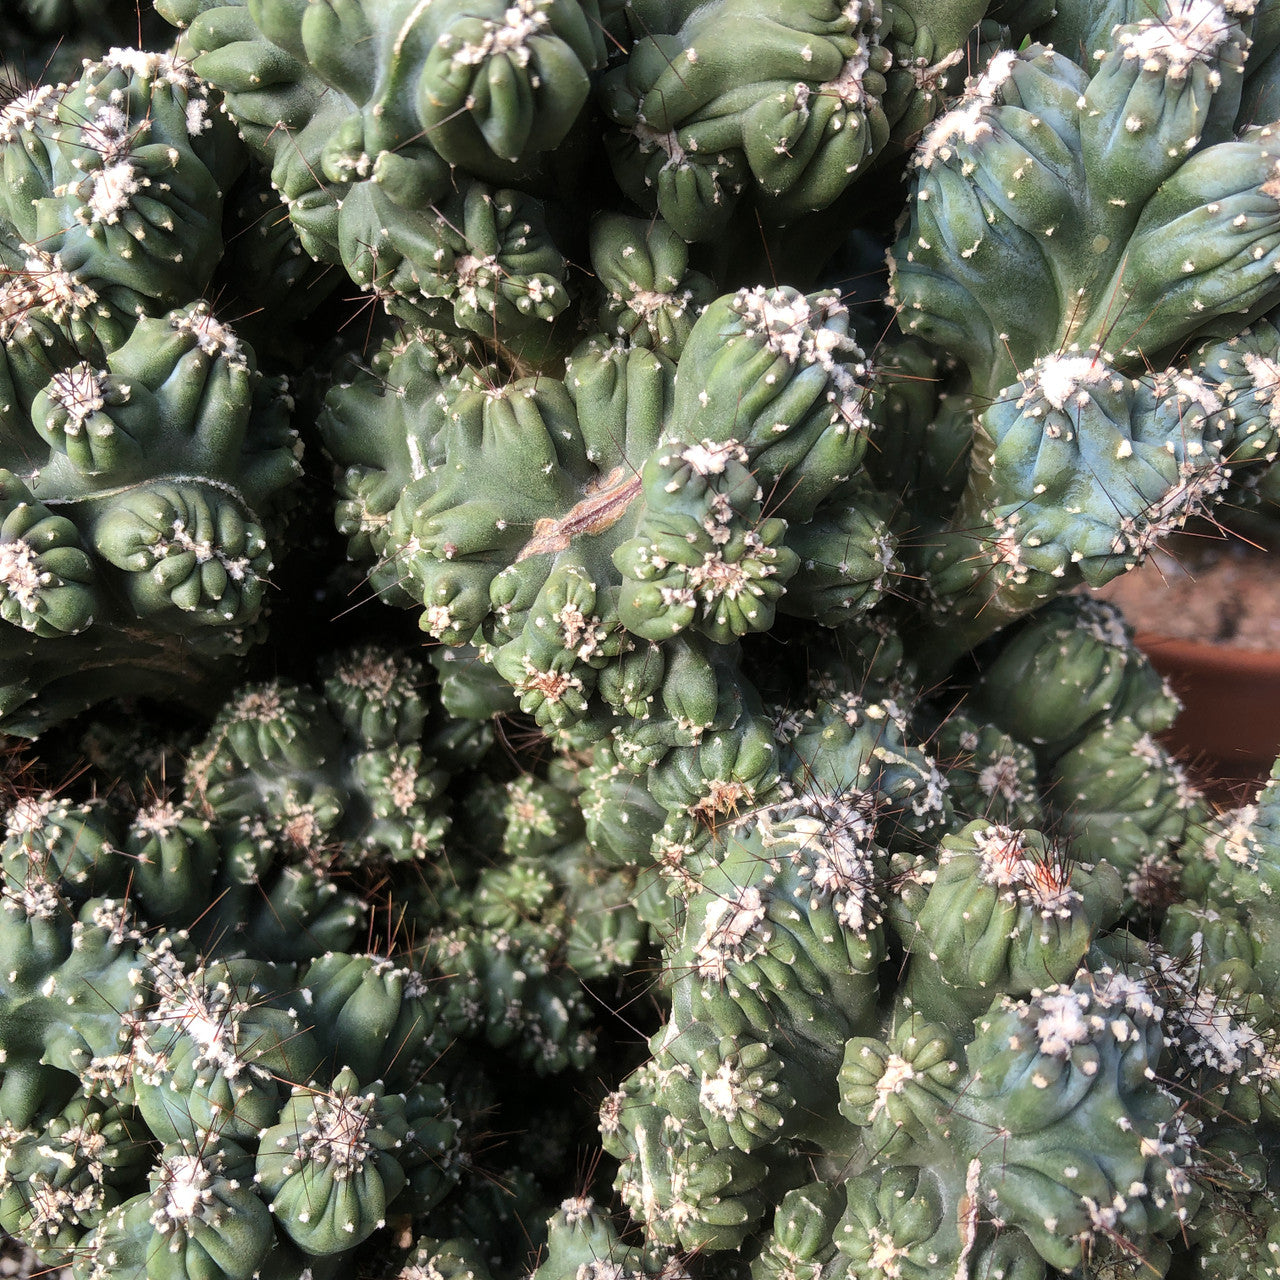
[[0, 297, 302, 735], [8, 4, 1280, 1279], [0, 53, 310, 736], [0, 644, 655, 1275]]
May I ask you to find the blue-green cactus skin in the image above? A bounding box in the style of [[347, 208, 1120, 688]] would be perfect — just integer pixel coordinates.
[[970, 597, 1178, 762], [913, 354, 1232, 656], [891, 30, 1280, 399]]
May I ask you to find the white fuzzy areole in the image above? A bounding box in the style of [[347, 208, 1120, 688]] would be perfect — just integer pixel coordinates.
[[679, 439, 746, 476], [1032, 988, 1094, 1056], [914, 51, 1016, 170], [48, 363, 108, 428], [0, 535, 48, 612], [85, 160, 142, 224], [1120, 0, 1234, 75], [172, 306, 248, 371], [694, 885, 768, 979], [1033, 352, 1110, 410], [0, 85, 54, 143], [452, 0, 550, 69], [102, 47, 197, 89], [156, 1154, 210, 1222]]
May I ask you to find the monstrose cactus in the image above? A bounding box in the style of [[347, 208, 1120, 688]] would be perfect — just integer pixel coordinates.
[[3, 2, 1280, 1279]]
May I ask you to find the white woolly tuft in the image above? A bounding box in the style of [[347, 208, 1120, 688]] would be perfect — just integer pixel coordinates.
[[1119, 0, 1234, 77], [1032, 352, 1111, 411]]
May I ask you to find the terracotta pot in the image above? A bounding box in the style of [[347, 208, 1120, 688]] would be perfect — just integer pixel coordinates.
[[1135, 632, 1280, 790]]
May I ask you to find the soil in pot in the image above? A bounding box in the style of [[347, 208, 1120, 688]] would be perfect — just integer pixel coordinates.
[[1090, 538, 1280, 796]]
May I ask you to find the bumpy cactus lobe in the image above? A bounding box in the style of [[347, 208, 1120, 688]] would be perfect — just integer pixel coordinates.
[[849, 973, 1198, 1274], [1037, 0, 1258, 73], [930, 713, 1042, 828], [1186, 765, 1280, 1006], [913, 352, 1233, 657], [381, 342, 671, 728], [1190, 317, 1280, 516], [184, 646, 462, 873], [611, 438, 800, 645], [222, 0, 605, 175], [970, 596, 1178, 762], [156, 0, 599, 342], [0, 1092, 149, 1264], [254, 1067, 410, 1256], [0, 299, 300, 735], [600, 0, 894, 238], [669, 286, 874, 522], [672, 805, 888, 1048], [0, 249, 125, 414], [0, 472, 95, 641], [323, 288, 885, 737], [596, 678, 938, 1252], [589, 213, 718, 359], [0, 51, 241, 321], [128, 951, 324, 1145], [895, 820, 1125, 1038], [0, 765, 488, 1277], [78, 1140, 275, 1280], [1051, 718, 1205, 895], [891, 14, 1280, 400]]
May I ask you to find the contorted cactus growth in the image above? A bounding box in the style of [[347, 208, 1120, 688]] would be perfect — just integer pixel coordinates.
[[319, 279, 901, 736], [0, 645, 655, 1276], [5, 0, 1280, 1278], [0, 51, 305, 735]]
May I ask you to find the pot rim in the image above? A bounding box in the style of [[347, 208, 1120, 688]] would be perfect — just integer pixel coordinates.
[[1133, 632, 1280, 676]]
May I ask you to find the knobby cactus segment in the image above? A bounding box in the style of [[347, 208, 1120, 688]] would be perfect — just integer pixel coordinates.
[[668, 286, 874, 521], [911, 351, 1237, 656], [183, 645, 466, 871], [321, 285, 896, 737], [599, 0, 998, 238], [155, 0, 598, 342], [891, 20, 1280, 399], [599, 0, 894, 237], [0, 51, 317, 736], [970, 596, 1179, 762], [592, 664, 1237, 1273], [0, 50, 242, 319], [589, 213, 718, 359], [0, 643, 656, 1277], [0, 301, 300, 735]]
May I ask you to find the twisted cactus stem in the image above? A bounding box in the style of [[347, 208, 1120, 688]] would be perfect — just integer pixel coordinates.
[[905, 348, 1240, 676]]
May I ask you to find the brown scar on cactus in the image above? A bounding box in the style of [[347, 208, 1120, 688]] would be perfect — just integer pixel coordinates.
[[516, 466, 644, 561]]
